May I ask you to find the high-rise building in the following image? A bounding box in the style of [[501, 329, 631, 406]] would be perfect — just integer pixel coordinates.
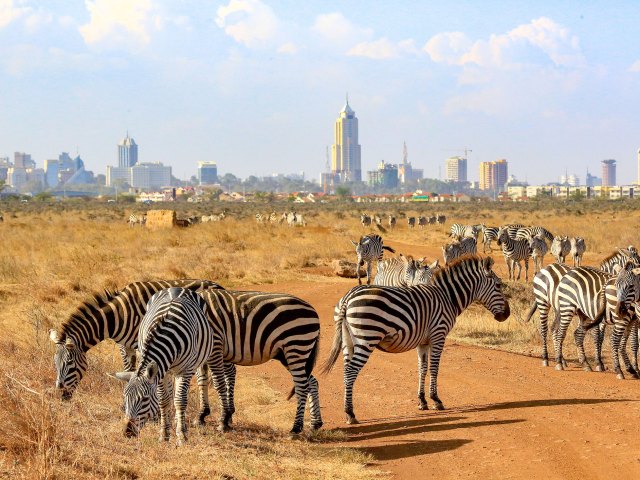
[[130, 162, 171, 189], [479, 159, 508, 191], [118, 132, 138, 168], [397, 141, 423, 184], [601, 159, 616, 187], [331, 98, 361, 183], [14, 152, 34, 169], [0, 157, 11, 182], [445, 156, 467, 182], [198, 162, 218, 185], [367, 160, 398, 189], [106, 166, 131, 186], [44, 159, 59, 187]]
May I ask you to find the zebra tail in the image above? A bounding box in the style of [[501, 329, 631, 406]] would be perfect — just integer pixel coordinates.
[[319, 305, 347, 376], [382, 245, 396, 254], [286, 336, 320, 401], [524, 301, 538, 322]]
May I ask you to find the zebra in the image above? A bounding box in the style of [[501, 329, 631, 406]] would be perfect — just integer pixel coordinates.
[[554, 266, 609, 371], [529, 234, 548, 274], [502, 224, 525, 239], [0, 213, 3, 222], [360, 214, 372, 228], [599, 246, 640, 273], [115, 288, 226, 444], [285, 212, 296, 227], [351, 234, 396, 285], [515, 226, 554, 242], [450, 223, 479, 239], [128, 214, 146, 227], [197, 289, 323, 434], [570, 237, 586, 266], [601, 263, 640, 379], [442, 237, 477, 265], [428, 215, 437, 225], [48, 279, 223, 412], [525, 263, 572, 366], [550, 236, 571, 263], [480, 225, 499, 253], [255, 213, 267, 224], [417, 216, 427, 229], [437, 213, 446, 225], [407, 217, 416, 229], [321, 256, 509, 424], [497, 227, 531, 281], [374, 255, 440, 287], [388, 214, 396, 230], [295, 213, 307, 227], [373, 215, 382, 226]]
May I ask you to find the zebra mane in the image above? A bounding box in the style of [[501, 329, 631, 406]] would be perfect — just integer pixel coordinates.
[[59, 289, 120, 338], [431, 254, 486, 281], [600, 249, 627, 264]]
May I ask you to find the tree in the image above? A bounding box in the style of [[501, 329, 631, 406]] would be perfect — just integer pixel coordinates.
[[0, 180, 5, 193], [335, 186, 352, 200]]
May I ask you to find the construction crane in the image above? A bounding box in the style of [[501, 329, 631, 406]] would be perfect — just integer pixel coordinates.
[[444, 147, 472, 159]]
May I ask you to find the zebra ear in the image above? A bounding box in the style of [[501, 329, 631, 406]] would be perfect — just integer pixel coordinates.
[[144, 362, 159, 381], [612, 264, 623, 275], [113, 372, 135, 383], [65, 337, 76, 348], [429, 260, 439, 269], [350, 240, 358, 246], [483, 256, 494, 271], [49, 329, 63, 344]]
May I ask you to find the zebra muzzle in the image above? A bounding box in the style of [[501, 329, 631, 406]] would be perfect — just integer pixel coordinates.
[[124, 419, 140, 438], [494, 302, 510, 322]]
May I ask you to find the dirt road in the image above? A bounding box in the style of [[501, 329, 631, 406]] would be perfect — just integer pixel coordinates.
[[245, 275, 640, 480]]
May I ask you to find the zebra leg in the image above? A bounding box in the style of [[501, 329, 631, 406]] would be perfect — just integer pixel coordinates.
[[524, 258, 529, 282], [307, 374, 323, 430], [593, 324, 605, 372], [119, 345, 137, 371], [288, 369, 309, 435], [157, 376, 172, 442], [427, 337, 446, 410], [618, 323, 638, 378], [610, 323, 626, 379], [629, 319, 639, 372], [195, 364, 210, 426], [573, 323, 591, 371], [343, 344, 374, 424], [174, 373, 193, 446], [224, 362, 237, 423], [356, 257, 362, 285], [539, 305, 550, 366], [554, 312, 572, 370], [208, 352, 231, 432], [417, 344, 429, 410], [366, 261, 372, 285]]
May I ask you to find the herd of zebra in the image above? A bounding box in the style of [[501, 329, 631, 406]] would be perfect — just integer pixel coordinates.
[[360, 213, 447, 230], [128, 212, 226, 228], [255, 211, 307, 226]]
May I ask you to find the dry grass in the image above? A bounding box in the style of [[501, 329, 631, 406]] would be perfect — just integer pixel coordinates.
[[1, 201, 638, 478]]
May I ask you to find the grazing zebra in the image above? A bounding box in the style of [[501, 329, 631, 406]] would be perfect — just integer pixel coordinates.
[[416, 216, 426, 229], [480, 225, 499, 253], [388, 215, 396, 230], [198, 289, 323, 434], [360, 214, 372, 228], [255, 213, 267, 224], [554, 266, 608, 371], [442, 237, 477, 265], [599, 246, 640, 273], [601, 263, 640, 379], [569, 237, 586, 266], [450, 223, 480, 239], [407, 217, 416, 229], [128, 214, 146, 227], [321, 256, 509, 424], [515, 226, 554, 242], [437, 213, 446, 225], [48, 279, 223, 411], [529, 234, 548, 274], [497, 227, 531, 281], [550, 236, 571, 263], [115, 288, 226, 444], [351, 234, 396, 285], [374, 255, 439, 287], [526, 263, 572, 366], [428, 215, 437, 225]]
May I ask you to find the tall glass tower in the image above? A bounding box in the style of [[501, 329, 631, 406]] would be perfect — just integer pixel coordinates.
[[331, 98, 362, 182], [118, 132, 138, 168]]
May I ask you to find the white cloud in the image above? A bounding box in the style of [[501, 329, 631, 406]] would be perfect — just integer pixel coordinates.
[[630, 60, 640, 72], [348, 37, 418, 60], [216, 0, 279, 48], [424, 17, 584, 69], [277, 42, 298, 54], [0, 0, 29, 28], [79, 0, 155, 48], [312, 12, 372, 46]]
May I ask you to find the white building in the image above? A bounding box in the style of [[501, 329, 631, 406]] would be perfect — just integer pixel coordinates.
[[106, 166, 131, 186], [445, 156, 467, 182], [131, 163, 171, 190], [7, 168, 28, 188]]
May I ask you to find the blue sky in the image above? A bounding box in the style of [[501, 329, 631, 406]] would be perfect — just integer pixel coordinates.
[[1, 1, 639, 184]]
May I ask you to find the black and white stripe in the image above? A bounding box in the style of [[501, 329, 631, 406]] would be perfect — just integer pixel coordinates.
[[515, 226, 554, 242], [502, 224, 525, 239], [388, 215, 396, 230], [480, 225, 499, 253], [550, 236, 571, 263], [128, 214, 146, 227], [360, 214, 372, 228], [321, 256, 510, 424], [115, 288, 225, 444], [450, 223, 480, 239], [374, 255, 439, 287], [49, 279, 223, 403], [442, 237, 477, 265], [598, 246, 640, 274], [569, 237, 586, 267], [497, 227, 531, 281], [351, 234, 396, 285], [529, 235, 548, 274]]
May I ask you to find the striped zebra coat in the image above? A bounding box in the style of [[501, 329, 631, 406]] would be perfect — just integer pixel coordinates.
[[515, 226, 554, 242], [480, 225, 499, 253], [360, 214, 372, 228], [569, 237, 586, 266], [321, 256, 510, 424], [442, 237, 477, 265], [128, 214, 146, 227], [450, 223, 480, 239], [598, 247, 640, 274], [115, 288, 224, 444], [49, 279, 223, 405], [374, 255, 439, 287], [497, 227, 531, 281], [388, 215, 396, 230], [501, 224, 525, 239], [529, 235, 548, 274], [351, 234, 396, 285], [551, 236, 571, 263], [554, 267, 608, 371]]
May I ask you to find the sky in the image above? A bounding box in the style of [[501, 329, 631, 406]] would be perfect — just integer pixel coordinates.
[[1, 0, 639, 185]]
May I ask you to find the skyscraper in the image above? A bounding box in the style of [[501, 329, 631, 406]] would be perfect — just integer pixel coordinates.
[[118, 132, 138, 168], [198, 162, 218, 185], [601, 159, 616, 187], [331, 98, 362, 182], [637, 149, 640, 185], [479, 159, 508, 191], [445, 156, 467, 182]]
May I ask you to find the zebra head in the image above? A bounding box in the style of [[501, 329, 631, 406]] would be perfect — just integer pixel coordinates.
[[49, 329, 88, 401], [115, 362, 160, 438], [613, 262, 640, 317], [412, 259, 439, 285], [475, 257, 510, 322], [622, 246, 640, 266], [496, 227, 508, 246]]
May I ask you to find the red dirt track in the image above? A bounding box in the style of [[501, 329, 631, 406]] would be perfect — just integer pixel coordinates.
[[247, 271, 640, 480]]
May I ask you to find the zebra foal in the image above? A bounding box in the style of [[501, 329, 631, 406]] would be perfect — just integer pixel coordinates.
[[321, 256, 509, 424], [497, 227, 531, 281], [115, 288, 227, 444]]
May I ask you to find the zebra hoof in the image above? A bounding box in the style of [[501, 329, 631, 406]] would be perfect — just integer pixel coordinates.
[[418, 403, 428, 411], [346, 415, 359, 425], [555, 363, 564, 371], [542, 360, 549, 367], [311, 421, 323, 431], [582, 364, 593, 372], [433, 402, 445, 411], [616, 373, 625, 380], [595, 364, 605, 372], [289, 425, 304, 436], [217, 423, 231, 433]]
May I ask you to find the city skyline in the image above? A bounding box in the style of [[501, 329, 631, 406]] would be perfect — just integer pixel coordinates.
[[1, 1, 639, 183]]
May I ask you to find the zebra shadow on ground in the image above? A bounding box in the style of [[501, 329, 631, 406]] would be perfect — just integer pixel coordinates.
[[358, 438, 473, 461], [445, 397, 634, 414]]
